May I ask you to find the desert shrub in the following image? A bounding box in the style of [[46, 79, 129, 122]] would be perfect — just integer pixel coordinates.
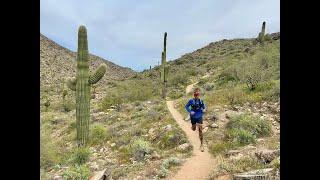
[[130, 138, 152, 161], [210, 141, 234, 155], [270, 156, 280, 170], [218, 67, 239, 85], [227, 128, 256, 145], [40, 168, 49, 180], [226, 113, 272, 146], [186, 69, 197, 76], [197, 78, 209, 85], [168, 72, 188, 86], [157, 157, 181, 178], [262, 81, 280, 102], [62, 164, 91, 180], [146, 109, 161, 121], [63, 100, 75, 112], [68, 147, 90, 165], [168, 89, 184, 99], [40, 129, 61, 168], [90, 124, 107, 145], [100, 79, 155, 109], [239, 64, 262, 91], [218, 156, 265, 174], [159, 130, 187, 149]]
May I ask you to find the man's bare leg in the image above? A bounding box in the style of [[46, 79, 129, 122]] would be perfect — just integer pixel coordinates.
[[198, 124, 204, 152], [191, 124, 196, 131]]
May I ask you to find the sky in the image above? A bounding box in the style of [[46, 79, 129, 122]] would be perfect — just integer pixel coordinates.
[[40, 0, 280, 72]]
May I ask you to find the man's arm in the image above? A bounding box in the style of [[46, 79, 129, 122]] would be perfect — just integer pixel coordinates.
[[185, 100, 192, 113], [201, 100, 206, 112]]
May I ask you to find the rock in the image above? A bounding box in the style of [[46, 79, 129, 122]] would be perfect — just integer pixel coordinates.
[[226, 150, 241, 157], [255, 149, 280, 163], [233, 168, 274, 180], [89, 168, 113, 180], [203, 127, 209, 133], [151, 151, 161, 160], [90, 162, 99, 171], [148, 128, 155, 134], [164, 124, 172, 131], [178, 143, 192, 152], [243, 145, 257, 151], [53, 175, 63, 180], [97, 159, 105, 166], [257, 138, 265, 143], [185, 116, 190, 121], [110, 143, 116, 147], [99, 147, 104, 153], [209, 123, 219, 128]]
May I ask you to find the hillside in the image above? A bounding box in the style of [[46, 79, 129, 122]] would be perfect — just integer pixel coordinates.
[[40, 33, 137, 91], [41, 31, 280, 180]]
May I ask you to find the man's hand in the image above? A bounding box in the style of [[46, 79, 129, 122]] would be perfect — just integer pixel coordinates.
[[202, 109, 206, 113], [190, 111, 195, 116]]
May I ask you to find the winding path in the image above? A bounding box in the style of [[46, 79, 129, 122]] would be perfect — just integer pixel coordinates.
[[166, 80, 216, 180]]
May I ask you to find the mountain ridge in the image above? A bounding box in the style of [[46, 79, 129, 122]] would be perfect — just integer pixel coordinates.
[[40, 33, 137, 90]]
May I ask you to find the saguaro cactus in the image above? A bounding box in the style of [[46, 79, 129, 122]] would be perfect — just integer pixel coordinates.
[[258, 21, 266, 43], [67, 26, 107, 147], [160, 32, 169, 99]]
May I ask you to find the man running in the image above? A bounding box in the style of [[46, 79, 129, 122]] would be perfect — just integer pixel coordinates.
[[185, 88, 206, 152]]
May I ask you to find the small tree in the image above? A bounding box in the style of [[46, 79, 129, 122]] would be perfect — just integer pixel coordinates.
[[237, 63, 262, 91]]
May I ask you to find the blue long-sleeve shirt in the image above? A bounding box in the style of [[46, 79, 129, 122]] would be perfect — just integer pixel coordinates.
[[185, 98, 206, 119]]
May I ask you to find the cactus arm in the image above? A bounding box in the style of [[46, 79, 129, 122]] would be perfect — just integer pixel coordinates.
[[66, 77, 77, 91], [88, 63, 107, 85]]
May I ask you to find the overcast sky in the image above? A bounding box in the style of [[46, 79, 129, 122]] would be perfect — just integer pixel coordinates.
[[40, 0, 280, 72]]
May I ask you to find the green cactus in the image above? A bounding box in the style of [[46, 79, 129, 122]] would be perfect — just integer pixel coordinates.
[[67, 25, 107, 147], [160, 32, 169, 99], [258, 21, 266, 43]]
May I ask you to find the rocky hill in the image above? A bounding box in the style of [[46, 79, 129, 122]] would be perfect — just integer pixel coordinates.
[[40, 33, 136, 91]]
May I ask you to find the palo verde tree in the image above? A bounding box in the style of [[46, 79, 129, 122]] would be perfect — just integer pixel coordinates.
[[67, 26, 107, 147]]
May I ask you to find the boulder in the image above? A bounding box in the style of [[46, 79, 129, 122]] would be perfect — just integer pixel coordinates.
[[226, 150, 241, 157], [209, 123, 219, 128], [233, 168, 274, 180], [164, 124, 172, 131], [150, 151, 161, 160], [255, 149, 280, 163], [53, 175, 63, 180], [89, 162, 99, 171], [177, 143, 192, 152], [110, 143, 116, 147], [89, 169, 113, 180]]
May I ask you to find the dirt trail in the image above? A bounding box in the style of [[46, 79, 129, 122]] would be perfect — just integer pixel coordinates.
[[185, 82, 198, 95], [185, 71, 213, 95], [166, 99, 216, 179]]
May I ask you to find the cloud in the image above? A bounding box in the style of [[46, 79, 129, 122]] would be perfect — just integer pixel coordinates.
[[41, 0, 280, 71]]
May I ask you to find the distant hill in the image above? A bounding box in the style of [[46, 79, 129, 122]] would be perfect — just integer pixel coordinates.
[[145, 32, 280, 79], [40, 33, 137, 91]]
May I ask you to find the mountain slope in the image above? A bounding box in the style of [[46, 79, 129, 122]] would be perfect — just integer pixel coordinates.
[[40, 33, 136, 90]]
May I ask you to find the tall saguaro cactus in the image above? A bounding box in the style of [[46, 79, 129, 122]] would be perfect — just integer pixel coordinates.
[[258, 21, 266, 43], [160, 32, 169, 99], [67, 26, 107, 147]]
